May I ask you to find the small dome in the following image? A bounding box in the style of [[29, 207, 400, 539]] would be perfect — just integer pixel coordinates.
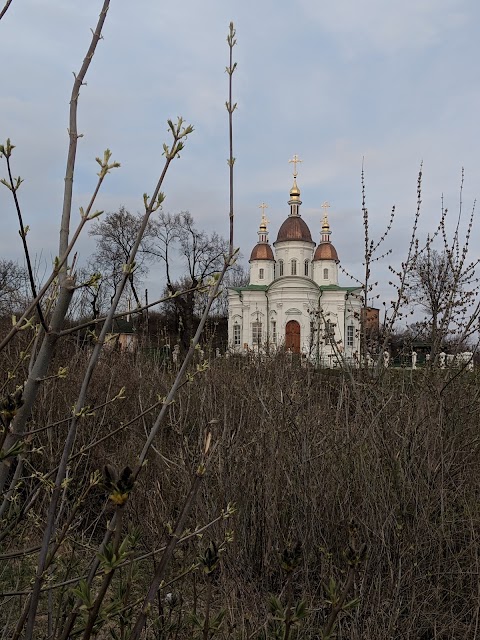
[[313, 242, 339, 262], [290, 178, 300, 197], [250, 243, 274, 261], [275, 216, 313, 243]]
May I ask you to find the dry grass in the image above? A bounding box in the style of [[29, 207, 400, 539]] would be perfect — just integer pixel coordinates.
[[2, 348, 480, 638]]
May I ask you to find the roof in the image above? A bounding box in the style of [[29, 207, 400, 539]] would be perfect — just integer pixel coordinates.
[[275, 216, 313, 244], [313, 242, 339, 262], [112, 318, 135, 333], [230, 285, 268, 292], [249, 243, 274, 261], [319, 285, 361, 292], [230, 283, 361, 295]]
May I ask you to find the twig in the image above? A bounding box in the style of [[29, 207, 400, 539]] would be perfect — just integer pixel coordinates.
[[21, 4, 113, 637], [58, 284, 207, 336], [0, 0, 13, 21], [4, 154, 48, 331]]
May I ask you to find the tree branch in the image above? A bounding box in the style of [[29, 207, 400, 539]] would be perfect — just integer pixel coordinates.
[[5, 155, 48, 332], [0, 0, 13, 21]]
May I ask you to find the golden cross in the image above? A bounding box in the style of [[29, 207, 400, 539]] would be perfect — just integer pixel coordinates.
[[321, 201, 331, 227], [289, 154, 303, 177], [259, 202, 269, 226]]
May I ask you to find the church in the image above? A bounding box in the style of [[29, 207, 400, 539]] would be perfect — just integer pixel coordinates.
[[227, 157, 363, 366]]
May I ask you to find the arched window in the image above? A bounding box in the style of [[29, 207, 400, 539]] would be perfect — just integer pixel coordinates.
[[291, 259, 297, 276], [304, 259, 309, 276], [347, 325, 354, 348], [271, 320, 277, 344], [252, 321, 262, 345], [259, 267, 264, 280], [279, 260, 284, 276], [323, 268, 329, 280], [325, 319, 335, 339], [233, 323, 241, 346]]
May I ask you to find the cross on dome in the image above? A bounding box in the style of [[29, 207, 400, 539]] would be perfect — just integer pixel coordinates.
[[256, 202, 270, 245], [259, 202, 269, 228], [289, 154, 302, 178], [321, 201, 331, 228], [320, 201, 333, 245]]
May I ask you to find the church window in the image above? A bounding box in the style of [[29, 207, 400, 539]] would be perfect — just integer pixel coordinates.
[[291, 259, 297, 275], [271, 320, 277, 344], [252, 321, 262, 346], [259, 268, 264, 280], [233, 323, 241, 346], [304, 259, 309, 276], [279, 260, 284, 276], [325, 319, 335, 340], [347, 325, 354, 348], [323, 268, 329, 280]]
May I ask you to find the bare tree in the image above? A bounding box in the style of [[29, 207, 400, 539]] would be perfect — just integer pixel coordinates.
[[403, 173, 479, 359], [152, 211, 229, 349], [63, 267, 107, 321], [0, 259, 28, 314], [210, 262, 248, 318], [405, 249, 452, 343], [409, 250, 455, 312], [405, 246, 478, 353], [89, 206, 156, 309]]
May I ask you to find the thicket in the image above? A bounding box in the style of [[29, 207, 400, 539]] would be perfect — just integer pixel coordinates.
[[2, 348, 480, 638]]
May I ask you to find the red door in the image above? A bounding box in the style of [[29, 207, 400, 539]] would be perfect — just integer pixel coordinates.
[[285, 320, 300, 353]]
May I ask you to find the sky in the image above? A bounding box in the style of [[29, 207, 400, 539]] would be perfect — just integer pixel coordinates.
[[1, 0, 479, 308]]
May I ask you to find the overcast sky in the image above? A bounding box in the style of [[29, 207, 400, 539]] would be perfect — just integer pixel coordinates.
[[1, 0, 479, 305]]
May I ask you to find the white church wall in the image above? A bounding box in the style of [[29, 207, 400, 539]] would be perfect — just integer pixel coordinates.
[[268, 279, 319, 352], [312, 260, 339, 286], [273, 240, 314, 278], [249, 259, 275, 285], [344, 294, 362, 356], [227, 290, 243, 351], [238, 291, 268, 351], [228, 283, 363, 362], [249, 309, 266, 347], [241, 304, 250, 349], [269, 309, 278, 349], [307, 292, 350, 364], [230, 313, 242, 351]]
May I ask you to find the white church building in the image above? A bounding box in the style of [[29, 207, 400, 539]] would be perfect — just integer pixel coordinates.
[[227, 159, 363, 366]]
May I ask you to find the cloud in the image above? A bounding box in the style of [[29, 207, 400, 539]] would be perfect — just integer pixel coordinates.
[[1, 0, 479, 306], [297, 0, 468, 56]]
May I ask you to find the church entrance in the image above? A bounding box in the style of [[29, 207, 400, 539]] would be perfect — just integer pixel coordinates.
[[285, 320, 300, 353]]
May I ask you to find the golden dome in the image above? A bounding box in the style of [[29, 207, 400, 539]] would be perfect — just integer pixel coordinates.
[[313, 242, 339, 262], [289, 178, 301, 198], [275, 216, 313, 243], [250, 243, 274, 261]]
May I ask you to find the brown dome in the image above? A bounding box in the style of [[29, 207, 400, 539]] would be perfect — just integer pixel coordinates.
[[313, 242, 339, 262], [249, 243, 274, 261], [275, 216, 313, 243]]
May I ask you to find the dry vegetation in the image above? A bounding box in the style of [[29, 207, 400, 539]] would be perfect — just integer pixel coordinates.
[[2, 345, 480, 639]]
